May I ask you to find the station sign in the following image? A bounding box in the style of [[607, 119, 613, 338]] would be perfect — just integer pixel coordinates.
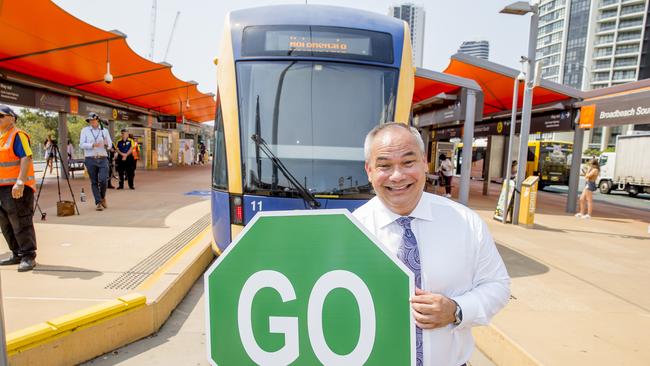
[[204, 210, 415, 366], [579, 89, 650, 128], [0, 80, 35, 107]]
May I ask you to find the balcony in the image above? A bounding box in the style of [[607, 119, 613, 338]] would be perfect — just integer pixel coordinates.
[[599, 0, 619, 7]]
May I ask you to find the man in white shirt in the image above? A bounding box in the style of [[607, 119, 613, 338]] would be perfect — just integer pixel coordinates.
[[79, 113, 112, 211], [353, 123, 510, 366]]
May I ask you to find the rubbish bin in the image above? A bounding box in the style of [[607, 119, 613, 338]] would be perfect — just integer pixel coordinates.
[[518, 175, 539, 226]]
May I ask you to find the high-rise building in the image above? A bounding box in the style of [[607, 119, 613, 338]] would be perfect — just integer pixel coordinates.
[[535, 0, 650, 150], [389, 3, 426, 67], [458, 40, 490, 59]]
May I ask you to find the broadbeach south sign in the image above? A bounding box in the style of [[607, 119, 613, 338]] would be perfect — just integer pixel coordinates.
[[204, 210, 415, 366], [579, 89, 650, 128]]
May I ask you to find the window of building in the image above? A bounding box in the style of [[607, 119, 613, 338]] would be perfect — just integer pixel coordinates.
[[615, 44, 640, 54], [617, 30, 642, 42], [619, 17, 644, 29], [613, 69, 636, 80], [613, 56, 638, 67], [594, 59, 612, 69]]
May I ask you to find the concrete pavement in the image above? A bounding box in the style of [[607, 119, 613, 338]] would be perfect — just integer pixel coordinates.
[[464, 179, 650, 365], [0, 164, 212, 332]]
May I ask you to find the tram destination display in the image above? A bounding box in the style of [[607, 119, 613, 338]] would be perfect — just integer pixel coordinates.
[[242, 26, 393, 63]]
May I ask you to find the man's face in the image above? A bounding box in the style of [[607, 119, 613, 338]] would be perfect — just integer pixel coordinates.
[[90, 118, 100, 129], [0, 114, 14, 130], [365, 127, 427, 216], [121, 131, 129, 140]]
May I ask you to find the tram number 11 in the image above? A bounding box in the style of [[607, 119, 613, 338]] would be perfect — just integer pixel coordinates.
[[250, 201, 263, 212]]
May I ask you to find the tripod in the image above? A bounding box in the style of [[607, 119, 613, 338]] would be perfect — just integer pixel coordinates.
[[33, 143, 80, 219]]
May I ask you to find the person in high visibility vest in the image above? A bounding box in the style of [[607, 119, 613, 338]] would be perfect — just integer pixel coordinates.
[[0, 105, 37, 272]]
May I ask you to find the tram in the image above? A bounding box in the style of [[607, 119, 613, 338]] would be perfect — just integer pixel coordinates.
[[211, 5, 415, 253]]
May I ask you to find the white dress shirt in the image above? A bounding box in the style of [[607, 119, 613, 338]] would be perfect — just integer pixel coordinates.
[[79, 125, 112, 158], [353, 192, 510, 366]]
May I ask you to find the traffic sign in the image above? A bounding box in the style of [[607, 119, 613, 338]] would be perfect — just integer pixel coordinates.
[[204, 210, 415, 365]]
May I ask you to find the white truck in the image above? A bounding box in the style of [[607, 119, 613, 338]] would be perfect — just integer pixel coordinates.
[[597, 134, 650, 197]]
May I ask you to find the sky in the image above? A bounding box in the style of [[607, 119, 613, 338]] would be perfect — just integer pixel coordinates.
[[53, 0, 533, 95]]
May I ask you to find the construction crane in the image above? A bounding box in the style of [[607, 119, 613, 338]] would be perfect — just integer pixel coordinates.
[[163, 11, 181, 62], [148, 0, 157, 60]]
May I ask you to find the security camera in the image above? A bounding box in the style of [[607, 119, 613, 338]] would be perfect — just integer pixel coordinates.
[[104, 72, 113, 84]]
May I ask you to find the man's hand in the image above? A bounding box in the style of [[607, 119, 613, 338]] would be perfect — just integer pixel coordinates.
[[11, 183, 24, 199], [93, 142, 103, 148], [410, 288, 457, 329]]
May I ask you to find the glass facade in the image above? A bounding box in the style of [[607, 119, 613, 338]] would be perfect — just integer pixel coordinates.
[[563, 0, 591, 88]]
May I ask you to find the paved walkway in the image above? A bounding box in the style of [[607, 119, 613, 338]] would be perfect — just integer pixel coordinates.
[[462, 179, 650, 365], [0, 164, 211, 332]]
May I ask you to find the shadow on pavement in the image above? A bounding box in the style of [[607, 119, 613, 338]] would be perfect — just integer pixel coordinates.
[[497, 243, 549, 278], [32, 264, 103, 280], [532, 223, 650, 241]]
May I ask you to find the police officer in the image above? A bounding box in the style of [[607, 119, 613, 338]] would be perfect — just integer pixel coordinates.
[[115, 129, 135, 190], [0, 105, 37, 272]]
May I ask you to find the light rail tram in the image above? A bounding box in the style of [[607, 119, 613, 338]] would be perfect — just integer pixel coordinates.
[[211, 5, 415, 253]]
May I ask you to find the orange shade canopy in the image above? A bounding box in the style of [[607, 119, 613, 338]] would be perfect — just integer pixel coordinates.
[[0, 0, 215, 122], [443, 53, 580, 116]]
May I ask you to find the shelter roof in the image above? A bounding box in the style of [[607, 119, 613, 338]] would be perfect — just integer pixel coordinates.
[[0, 0, 215, 122], [413, 67, 481, 105], [443, 53, 581, 116]]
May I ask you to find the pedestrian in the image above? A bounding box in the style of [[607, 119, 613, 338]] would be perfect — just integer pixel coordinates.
[[576, 158, 600, 219], [354, 123, 510, 366], [66, 139, 74, 161], [79, 113, 112, 211], [438, 153, 454, 198], [198, 142, 206, 165], [44, 134, 54, 174], [0, 105, 38, 272], [115, 129, 136, 190]]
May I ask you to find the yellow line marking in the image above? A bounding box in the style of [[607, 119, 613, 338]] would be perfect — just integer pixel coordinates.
[[136, 226, 211, 291]]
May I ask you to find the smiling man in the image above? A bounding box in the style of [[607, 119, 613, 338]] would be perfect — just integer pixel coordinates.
[[353, 123, 510, 366]]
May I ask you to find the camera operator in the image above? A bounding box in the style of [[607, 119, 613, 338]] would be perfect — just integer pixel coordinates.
[[80, 113, 112, 211]]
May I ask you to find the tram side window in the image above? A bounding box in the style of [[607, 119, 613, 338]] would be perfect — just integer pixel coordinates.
[[213, 103, 228, 190]]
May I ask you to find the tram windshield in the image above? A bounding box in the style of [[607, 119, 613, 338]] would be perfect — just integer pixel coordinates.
[[237, 61, 398, 197]]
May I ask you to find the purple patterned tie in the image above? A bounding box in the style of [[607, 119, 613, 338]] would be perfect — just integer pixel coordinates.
[[396, 216, 423, 366]]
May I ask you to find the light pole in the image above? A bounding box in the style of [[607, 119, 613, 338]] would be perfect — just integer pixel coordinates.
[[500, 1, 539, 225], [502, 59, 526, 224]]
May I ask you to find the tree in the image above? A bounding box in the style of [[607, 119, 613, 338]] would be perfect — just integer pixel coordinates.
[[16, 108, 58, 160]]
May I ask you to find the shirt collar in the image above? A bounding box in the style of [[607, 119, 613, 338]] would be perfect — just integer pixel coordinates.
[[374, 192, 435, 229]]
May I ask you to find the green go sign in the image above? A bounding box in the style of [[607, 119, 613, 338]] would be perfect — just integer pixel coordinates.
[[204, 210, 415, 365]]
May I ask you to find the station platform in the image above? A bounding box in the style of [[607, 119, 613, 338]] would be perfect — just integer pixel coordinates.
[[460, 180, 650, 365], [1, 164, 214, 365]]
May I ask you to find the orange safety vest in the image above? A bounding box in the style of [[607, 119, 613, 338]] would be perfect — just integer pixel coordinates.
[[132, 140, 140, 160], [0, 127, 36, 192]]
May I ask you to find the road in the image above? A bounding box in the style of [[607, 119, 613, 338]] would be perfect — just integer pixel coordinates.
[[542, 177, 649, 212]]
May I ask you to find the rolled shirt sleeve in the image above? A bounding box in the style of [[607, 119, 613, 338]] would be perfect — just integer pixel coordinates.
[[452, 215, 511, 330], [13, 132, 33, 158]]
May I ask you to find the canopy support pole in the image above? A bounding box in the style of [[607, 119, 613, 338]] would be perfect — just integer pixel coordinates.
[[567, 123, 584, 213], [459, 89, 477, 205]]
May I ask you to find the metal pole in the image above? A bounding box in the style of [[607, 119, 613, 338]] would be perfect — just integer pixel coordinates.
[[513, 4, 539, 225], [567, 119, 584, 213], [503, 77, 521, 224], [0, 273, 9, 366], [459, 89, 477, 205]]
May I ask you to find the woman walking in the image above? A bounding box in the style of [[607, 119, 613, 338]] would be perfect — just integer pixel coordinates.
[[576, 158, 600, 219]]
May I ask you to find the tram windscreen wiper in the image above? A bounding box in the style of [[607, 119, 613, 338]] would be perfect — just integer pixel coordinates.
[[251, 134, 321, 209]]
